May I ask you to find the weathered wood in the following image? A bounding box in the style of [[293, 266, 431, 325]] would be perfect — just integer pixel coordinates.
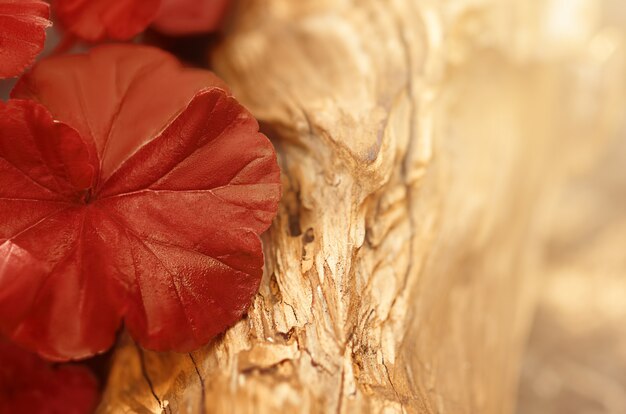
[[96, 1, 625, 413]]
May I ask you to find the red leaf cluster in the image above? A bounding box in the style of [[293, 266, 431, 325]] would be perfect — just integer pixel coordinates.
[[0, 0, 50, 79], [0, 45, 281, 361], [55, 0, 231, 41], [1, 2, 278, 412], [0, 338, 99, 414]]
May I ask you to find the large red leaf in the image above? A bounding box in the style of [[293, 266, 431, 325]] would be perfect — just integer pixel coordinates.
[[2, 45, 281, 360], [0, 0, 50, 79], [0, 338, 99, 413], [152, 0, 231, 36], [13, 45, 228, 184], [54, 0, 160, 42]]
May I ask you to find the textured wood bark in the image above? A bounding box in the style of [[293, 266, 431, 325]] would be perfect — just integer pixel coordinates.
[[96, 1, 625, 413]]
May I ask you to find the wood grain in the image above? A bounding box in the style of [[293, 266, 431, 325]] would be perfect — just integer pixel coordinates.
[[96, 1, 625, 413]]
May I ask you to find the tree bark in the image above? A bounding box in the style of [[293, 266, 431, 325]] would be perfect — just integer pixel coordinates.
[[96, 1, 625, 413]]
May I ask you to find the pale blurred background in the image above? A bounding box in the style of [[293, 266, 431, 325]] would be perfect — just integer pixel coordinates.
[[516, 0, 626, 412]]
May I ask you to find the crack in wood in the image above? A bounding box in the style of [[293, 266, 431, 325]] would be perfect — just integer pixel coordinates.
[[382, 357, 407, 413], [188, 352, 206, 414], [136, 344, 165, 413]]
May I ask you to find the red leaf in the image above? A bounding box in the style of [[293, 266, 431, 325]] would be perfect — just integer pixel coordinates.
[[1, 45, 281, 360], [0, 338, 99, 413], [0, 0, 50, 79], [54, 0, 160, 42], [152, 0, 231, 36]]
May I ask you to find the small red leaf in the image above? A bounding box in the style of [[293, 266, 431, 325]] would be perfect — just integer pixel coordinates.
[[152, 0, 231, 36], [0, 0, 50, 79], [54, 0, 160, 42], [1, 45, 281, 360], [0, 338, 99, 413]]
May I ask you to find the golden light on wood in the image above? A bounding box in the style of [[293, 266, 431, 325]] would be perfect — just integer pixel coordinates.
[[95, 1, 626, 413]]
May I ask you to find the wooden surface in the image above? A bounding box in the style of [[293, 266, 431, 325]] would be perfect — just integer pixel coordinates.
[[96, 1, 626, 413]]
